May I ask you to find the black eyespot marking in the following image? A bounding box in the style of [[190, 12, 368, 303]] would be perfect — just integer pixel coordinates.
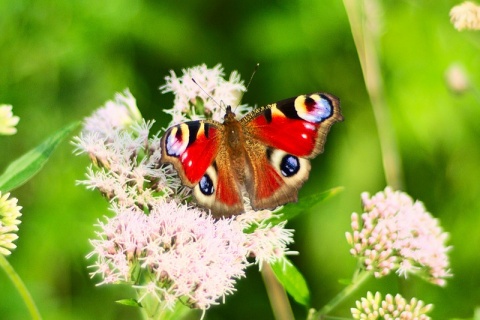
[[304, 96, 316, 110], [277, 102, 301, 120], [199, 174, 214, 195], [280, 155, 300, 177], [266, 147, 273, 161], [174, 128, 183, 141], [264, 108, 273, 123], [204, 123, 210, 138], [187, 121, 201, 145]]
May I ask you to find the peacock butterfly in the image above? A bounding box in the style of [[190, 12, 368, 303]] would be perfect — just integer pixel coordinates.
[[160, 93, 343, 218]]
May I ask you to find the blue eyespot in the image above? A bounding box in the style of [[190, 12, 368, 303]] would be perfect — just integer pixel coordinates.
[[199, 174, 214, 195], [280, 155, 300, 177]]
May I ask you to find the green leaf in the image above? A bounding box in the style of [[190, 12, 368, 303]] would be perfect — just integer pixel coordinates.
[[270, 259, 310, 307], [0, 122, 79, 192], [270, 187, 344, 225], [116, 299, 142, 307]]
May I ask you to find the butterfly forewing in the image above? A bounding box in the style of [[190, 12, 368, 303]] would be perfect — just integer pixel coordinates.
[[161, 121, 221, 186], [241, 93, 342, 158]]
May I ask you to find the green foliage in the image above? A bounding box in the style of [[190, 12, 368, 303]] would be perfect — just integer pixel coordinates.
[[276, 187, 344, 223], [0, 123, 79, 192], [116, 299, 141, 307], [271, 259, 311, 307]]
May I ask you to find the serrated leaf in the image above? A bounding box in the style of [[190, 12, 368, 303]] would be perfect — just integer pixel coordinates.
[[270, 259, 310, 307], [0, 122, 79, 192], [116, 299, 142, 307]]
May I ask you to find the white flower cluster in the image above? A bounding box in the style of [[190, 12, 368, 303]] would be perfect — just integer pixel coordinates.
[[88, 201, 248, 310], [87, 202, 294, 311], [72, 90, 182, 207], [450, 1, 480, 31], [0, 105, 20, 135], [237, 209, 297, 270], [346, 187, 451, 286], [80, 89, 142, 139], [0, 192, 22, 256], [351, 291, 433, 320], [160, 63, 250, 123]]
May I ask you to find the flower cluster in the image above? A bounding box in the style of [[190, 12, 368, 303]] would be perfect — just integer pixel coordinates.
[[0, 105, 20, 135], [351, 291, 433, 320], [72, 89, 182, 208], [75, 64, 296, 314], [237, 209, 297, 269], [0, 192, 22, 256], [88, 201, 248, 310], [346, 187, 451, 286], [87, 201, 294, 312], [160, 63, 249, 123], [450, 1, 480, 31]]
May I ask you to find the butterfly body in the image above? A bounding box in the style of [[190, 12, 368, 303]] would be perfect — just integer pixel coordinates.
[[161, 93, 343, 217]]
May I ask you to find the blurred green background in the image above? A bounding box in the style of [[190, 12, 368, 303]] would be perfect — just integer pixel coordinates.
[[1, 0, 479, 319]]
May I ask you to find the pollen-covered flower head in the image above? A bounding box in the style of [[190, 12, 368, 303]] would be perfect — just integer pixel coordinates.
[[0, 105, 20, 135], [351, 291, 433, 320], [0, 192, 22, 256], [160, 63, 250, 123], [346, 187, 451, 286]]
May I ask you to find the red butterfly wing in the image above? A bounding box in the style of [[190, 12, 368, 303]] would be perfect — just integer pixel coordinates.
[[242, 93, 342, 210], [242, 93, 342, 158], [161, 119, 245, 216], [161, 121, 220, 186]]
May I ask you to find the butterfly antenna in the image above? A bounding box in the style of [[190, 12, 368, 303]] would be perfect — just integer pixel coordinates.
[[191, 78, 224, 111], [235, 63, 259, 112], [245, 63, 259, 92]]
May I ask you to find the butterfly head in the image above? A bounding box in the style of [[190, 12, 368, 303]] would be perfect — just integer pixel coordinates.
[[223, 105, 237, 123]]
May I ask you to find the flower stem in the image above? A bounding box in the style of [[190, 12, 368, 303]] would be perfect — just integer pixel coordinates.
[[0, 254, 42, 320], [343, 0, 404, 190], [137, 288, 192, 320], [261, 263, 295, 320], [316, 270, 371, 318]]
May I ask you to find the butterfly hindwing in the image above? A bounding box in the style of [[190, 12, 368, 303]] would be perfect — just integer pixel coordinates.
[[244, 143, 311, 210], [242, 93, 342, 210], [192, 156, 244, 218]]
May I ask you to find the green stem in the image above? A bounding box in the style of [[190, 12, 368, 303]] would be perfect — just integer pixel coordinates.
[[317, 270, 371, 318], [261, 263, 295, 320], [343, 0, 404, 190], [0, 254, 42, 320], [137, 288, 193, 320]]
